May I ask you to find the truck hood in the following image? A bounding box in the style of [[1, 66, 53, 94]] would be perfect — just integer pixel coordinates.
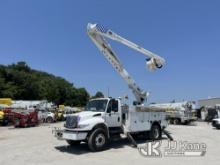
[[75, 111, 103, 122], [65, 111, 105, 130], [213, 118, 220, 122]]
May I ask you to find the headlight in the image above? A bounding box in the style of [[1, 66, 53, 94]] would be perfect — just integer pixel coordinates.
[[77, 124, 89, 128]]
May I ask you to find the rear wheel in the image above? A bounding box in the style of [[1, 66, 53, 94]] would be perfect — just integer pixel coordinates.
[[173, 119, 180, 125], [169, 119, 174, 124], [46, 117, 53, 123], [183, 120, 190, 125], [88, 128, 108, 152], [150, 124, 161, 140], [66, 140, 81, 146], [2, 118, 9, 126]]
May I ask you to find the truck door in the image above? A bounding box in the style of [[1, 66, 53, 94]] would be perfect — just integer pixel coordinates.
[[105, 99, 121, 127]]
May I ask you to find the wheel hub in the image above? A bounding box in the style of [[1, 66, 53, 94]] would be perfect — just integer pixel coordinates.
[[95, 133, 105, 147]]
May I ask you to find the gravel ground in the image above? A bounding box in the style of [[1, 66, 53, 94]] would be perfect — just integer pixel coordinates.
[[0, 122, 220, 165]]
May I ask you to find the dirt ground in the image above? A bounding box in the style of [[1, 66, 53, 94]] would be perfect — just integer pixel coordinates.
[[0, 122, 220, 165]]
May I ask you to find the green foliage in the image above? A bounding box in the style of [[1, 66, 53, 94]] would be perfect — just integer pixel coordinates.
[[91, 91, 104, 99], [0, 62, 90, 106]]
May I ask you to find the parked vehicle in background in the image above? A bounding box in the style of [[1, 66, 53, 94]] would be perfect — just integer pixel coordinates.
[[212, 118, 220, 129], [55, 110, 64, 121], [204, 107, 218, 122], [150, 101, 197, 125], [13, 110, 38, 127], [37, 110, 56, 123], [0, 98, 12, 106]]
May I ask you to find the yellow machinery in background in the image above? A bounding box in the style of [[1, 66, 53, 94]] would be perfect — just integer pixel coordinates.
[[58, 104, 65, 109], [0, 110, 4, 123], [0, 98, 12, 106], [56, 105, 65, 121]]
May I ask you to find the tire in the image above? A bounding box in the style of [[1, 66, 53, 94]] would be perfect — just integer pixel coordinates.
[[183, 120, 189, 125], [169, 119, 174, 124], [24, 122, 28, 128], [150, 124, 161, 140], [88, 128, 108, 152], [173, 119, 180, 125], [2, 119, 9, 126], [46, 117, 53, 123], [66, 140, 81, 146]]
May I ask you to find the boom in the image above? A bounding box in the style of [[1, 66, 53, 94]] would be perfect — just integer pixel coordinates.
[[87, 23, 165, 105]]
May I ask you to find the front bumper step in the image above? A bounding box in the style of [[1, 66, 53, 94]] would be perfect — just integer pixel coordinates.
[[53, 128, 88, 141]]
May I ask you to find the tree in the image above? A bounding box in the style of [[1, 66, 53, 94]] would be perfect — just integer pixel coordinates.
[[0, 62, 90, 106], [91, 91, 104, 99]]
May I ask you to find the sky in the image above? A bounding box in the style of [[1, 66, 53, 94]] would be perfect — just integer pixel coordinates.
[[0, 0, 220, 104]]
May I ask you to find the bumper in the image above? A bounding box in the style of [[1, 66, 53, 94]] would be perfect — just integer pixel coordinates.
[[53, 128, 88, 141], [182, 116, 197, 122]]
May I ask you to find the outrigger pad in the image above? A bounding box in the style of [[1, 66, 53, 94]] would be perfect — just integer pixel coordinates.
[[127, 130, 173, 148], [162, 129, 174, 141], [127, 133, 137, 148]]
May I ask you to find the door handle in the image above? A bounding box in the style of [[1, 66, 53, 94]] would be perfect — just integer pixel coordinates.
[[118, 117, 120, 122]]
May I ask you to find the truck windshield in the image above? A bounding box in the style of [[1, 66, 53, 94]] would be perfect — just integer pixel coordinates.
[[85, 100, 108, 112]]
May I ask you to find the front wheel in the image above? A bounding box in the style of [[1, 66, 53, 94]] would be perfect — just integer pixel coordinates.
[[150, 124, 162, 140], [88, 128, 108, 152]]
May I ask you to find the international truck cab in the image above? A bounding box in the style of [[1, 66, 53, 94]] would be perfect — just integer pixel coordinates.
[[66, 98, 122, 130]]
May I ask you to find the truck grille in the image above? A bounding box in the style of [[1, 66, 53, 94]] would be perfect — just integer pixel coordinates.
[[65, 116, 78, 129]]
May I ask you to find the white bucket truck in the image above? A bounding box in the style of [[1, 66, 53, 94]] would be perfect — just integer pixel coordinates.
[[53, 23, 169, 151]]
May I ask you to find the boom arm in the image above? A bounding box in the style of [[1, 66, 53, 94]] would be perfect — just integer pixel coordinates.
[[87, 23, 165, 105]]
